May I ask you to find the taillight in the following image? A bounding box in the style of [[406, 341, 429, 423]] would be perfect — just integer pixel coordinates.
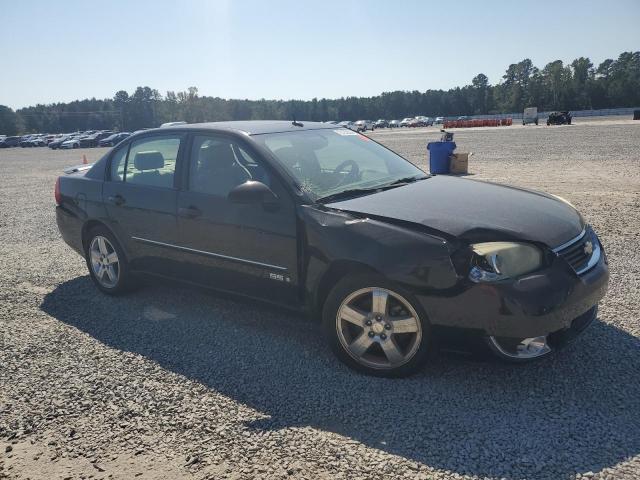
[[54, 177, 61, 205]]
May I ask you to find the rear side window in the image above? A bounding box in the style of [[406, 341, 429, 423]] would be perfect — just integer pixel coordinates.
[[124, 136, 181, 188], [110, 145, 127, 182]]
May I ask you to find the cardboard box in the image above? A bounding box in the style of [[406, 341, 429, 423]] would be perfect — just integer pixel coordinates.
[[450, 152, 471, 174]]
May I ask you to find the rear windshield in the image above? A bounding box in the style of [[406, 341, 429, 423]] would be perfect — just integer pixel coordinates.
[[253, 128, 425, 200]]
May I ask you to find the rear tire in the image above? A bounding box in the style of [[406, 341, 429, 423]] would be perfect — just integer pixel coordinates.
[[85, 226, 134, 295], [322, 273, 432, 377]]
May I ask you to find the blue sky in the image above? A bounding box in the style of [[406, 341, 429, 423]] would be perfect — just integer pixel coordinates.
[[1, 0, 638, 109]]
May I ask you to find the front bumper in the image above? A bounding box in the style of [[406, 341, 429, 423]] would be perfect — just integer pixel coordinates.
[[419, 234, 609, 341]]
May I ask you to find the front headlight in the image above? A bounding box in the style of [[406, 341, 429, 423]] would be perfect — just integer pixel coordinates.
[[469, 242, 543, 282]]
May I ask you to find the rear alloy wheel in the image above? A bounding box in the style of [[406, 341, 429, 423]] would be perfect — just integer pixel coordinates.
[[324, 275, 431, 377], [89, 236, 120, 288], [85, 227, 134, 295]]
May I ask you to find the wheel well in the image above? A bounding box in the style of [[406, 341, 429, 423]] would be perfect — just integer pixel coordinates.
[[81, 220, 125, 259], [314, 260, 378, 319]]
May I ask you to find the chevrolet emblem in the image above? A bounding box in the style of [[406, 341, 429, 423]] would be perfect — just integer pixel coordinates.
[[584, 241, 593, 256]]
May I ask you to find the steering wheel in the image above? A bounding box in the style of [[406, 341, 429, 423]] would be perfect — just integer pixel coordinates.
[[332, 160, 360, 187]]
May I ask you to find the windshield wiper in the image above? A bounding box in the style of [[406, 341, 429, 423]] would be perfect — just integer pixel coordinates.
[[383, 174, 430, 187], [316, 187, 384, 204], [316, 175, 430, 204]]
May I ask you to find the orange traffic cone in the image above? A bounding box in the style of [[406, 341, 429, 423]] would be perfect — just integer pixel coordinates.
[[82, 154, 88, 164]]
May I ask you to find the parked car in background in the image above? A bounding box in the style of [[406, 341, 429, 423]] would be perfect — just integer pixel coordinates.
[[99, 132, 131, 147], [20, 136, 36, 147], [434, 117, 444, 124], [547, 111, 572, 126], [49, 135, 72, 149], [61, 137, 81, 149], [337, 121, 356, 131], [28, 136, 47, 147], [354, 120, 375, 132], [388, 120, 401, 128], [400, 117, 414, 127], [22, 135, 46, 147], [374, 119, 388, 128], [55, 120, 609, 377], [80, 131, 113, 148], [415, 116, 433, 127], [0, 136, 21, 148]]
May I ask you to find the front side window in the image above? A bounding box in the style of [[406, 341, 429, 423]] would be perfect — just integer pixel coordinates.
[[253, 129, 425, 200], [124, 136, 181, 188], [189, 136, 268, 196]]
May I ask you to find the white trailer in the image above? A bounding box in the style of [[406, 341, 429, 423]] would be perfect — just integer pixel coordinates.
[[523, 107, 539, 125]]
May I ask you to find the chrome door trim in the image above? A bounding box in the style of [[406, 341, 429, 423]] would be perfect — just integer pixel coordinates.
[[131, 236, 288, 271]]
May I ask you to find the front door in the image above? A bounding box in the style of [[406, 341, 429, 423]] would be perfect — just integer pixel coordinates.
[[176, 133, 299, 304], [103, 133, 186, 275]]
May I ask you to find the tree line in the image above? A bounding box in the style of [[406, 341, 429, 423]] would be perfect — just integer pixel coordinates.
[[1, 51, 638, 135]]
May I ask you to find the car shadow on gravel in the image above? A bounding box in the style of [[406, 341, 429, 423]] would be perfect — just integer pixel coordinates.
[[42, 276, 640, 479]]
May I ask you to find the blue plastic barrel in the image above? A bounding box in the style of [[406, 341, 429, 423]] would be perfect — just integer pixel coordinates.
[[427, 141, 456, 174]]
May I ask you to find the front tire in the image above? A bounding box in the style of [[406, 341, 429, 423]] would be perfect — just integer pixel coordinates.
[[322, 273, 431, 377], [85, 226, 134, 295]]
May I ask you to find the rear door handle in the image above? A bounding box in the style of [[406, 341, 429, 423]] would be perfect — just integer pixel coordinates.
[[178, 206, 202, 218], [108, 194, 126, 206]]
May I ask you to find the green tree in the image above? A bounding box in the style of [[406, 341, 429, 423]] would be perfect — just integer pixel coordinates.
[[471, 73, 490, 114], [0, 105, 20, 135]]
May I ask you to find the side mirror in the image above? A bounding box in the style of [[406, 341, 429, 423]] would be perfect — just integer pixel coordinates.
[[228, 181, 279, 208]]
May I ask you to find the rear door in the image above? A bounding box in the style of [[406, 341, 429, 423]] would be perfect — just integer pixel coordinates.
[[103, 133, 186, 275], [175, 133, 299, 304]]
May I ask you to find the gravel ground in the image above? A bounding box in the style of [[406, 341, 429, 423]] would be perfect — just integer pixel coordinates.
[[1, 117, 639, 480]]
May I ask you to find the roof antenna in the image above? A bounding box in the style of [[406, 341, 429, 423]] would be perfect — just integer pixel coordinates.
[[292, 116, 303, 127]]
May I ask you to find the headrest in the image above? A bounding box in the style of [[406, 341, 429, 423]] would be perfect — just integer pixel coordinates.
[[134, 151, 164, 171], [200, 143, 236, 168]]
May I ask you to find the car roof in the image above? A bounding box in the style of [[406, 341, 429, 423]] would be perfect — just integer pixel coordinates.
[[148, 120, 337, 136]]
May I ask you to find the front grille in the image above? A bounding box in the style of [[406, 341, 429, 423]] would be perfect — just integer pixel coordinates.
[[555, 230, 597, 274]]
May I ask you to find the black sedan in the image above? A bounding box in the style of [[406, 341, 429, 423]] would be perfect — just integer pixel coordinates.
[[55, 121, 608, 377], [0, 136, 21, 147], [547, 111, 573, 125], [80, 131, 113, 148], [98, 132, 131, 147]]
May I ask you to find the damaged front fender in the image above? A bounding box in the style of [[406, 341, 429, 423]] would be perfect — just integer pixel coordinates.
[[301, 205, 461, 311]]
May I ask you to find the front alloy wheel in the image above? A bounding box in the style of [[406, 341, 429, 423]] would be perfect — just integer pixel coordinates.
[[324, 275, 431, 377]]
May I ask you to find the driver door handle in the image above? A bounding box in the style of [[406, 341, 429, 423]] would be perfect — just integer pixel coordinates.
[[178, 206, 202, 218]]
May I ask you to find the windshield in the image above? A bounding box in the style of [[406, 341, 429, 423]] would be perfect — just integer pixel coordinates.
[[253, 128, 426, 201]]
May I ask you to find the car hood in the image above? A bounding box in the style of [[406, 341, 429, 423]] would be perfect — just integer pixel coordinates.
[[325, 176, 584, 248]]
